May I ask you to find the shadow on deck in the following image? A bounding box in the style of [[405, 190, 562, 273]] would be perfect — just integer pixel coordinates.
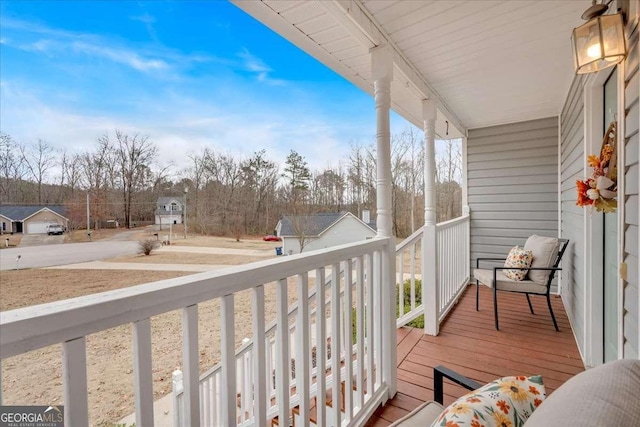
[[368, 284, 585, 426]]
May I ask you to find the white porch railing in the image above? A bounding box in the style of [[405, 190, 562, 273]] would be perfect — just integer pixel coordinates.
[[0, 238, 392, 427], [395, 227, 424, 327], [435, 215, 470, 323], [173, 266, 362, 426], [396, 214, 470, 332]]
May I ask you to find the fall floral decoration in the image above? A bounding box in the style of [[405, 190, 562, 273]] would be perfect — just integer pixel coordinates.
[[576, 122, 618, 213]]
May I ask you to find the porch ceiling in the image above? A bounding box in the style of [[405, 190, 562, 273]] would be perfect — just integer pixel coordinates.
[[232, 0, 588, 137]]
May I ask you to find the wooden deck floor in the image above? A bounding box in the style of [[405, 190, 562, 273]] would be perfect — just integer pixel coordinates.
[[367, 285, 585, 426]]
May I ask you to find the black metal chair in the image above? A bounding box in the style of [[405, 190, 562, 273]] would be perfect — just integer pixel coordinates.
[[474, 238, 569, 331]]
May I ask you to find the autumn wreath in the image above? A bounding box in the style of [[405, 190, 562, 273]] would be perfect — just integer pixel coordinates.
[[576, 121, 618, 213]]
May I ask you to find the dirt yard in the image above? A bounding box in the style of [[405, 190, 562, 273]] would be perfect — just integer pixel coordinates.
[[0, 240, 302, 426]]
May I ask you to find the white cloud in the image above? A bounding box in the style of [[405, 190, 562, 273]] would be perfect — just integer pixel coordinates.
[[0, 17, 403, 181], [130, 13, 156, 25], [237, 48, 286, 86], [71, 41, 168, 72], [0, 80, 358, 178], [0, 17, 191, 75], [129, 13, 158, 42]]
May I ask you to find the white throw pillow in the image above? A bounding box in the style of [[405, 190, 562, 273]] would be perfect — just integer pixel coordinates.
[[524, 235, 560, 285]]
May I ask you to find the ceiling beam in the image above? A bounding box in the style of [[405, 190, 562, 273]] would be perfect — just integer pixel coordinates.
[[326, 0, 468, 136]]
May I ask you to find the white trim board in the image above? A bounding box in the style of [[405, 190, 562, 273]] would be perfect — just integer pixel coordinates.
[[582, 66, 624, 367]]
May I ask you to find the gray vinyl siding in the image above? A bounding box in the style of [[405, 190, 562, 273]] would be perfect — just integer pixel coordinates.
[[560, 74, 587, 355], [468, 117, 559, 274], [623, 18, 639, 359]]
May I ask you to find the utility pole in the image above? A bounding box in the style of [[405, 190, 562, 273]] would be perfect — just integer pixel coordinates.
[[86, 192, 91, 238], [183, 187, 188, 239]]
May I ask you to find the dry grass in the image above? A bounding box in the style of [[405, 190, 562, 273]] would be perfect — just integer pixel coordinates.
[[0, 234, 22, 248], [106, 252, 269, 265], [0, 269, 189, 312], [65, 227, 152, 243], [172, 235, 279, 250]]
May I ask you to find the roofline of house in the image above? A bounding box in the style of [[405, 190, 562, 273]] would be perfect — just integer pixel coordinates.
[[279, 212, 375, 238], [21, 207, 68, 223]]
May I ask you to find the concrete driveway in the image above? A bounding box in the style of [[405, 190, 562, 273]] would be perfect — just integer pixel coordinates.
[[0, 241, 139, 270], [17, 234, 65, 247]]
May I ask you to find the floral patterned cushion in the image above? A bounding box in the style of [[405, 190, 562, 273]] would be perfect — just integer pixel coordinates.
[[431, 375, 546, 427], [503, 246, 533, 281]]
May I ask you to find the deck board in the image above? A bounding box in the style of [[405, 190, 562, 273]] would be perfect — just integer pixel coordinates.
[[367, 285, 584, 425]]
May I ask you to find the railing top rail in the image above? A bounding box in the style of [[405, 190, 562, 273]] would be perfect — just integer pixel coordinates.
[[0, 237, 389, 359], [435, 214, 470, 230], [395, 215, 470, 252], [395, 226, 424, 252]]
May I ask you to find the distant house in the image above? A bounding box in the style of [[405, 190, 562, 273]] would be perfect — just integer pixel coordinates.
[[155, 197, 183, 226], [0, 205, 69, 234], [276, 211, 376, 254]]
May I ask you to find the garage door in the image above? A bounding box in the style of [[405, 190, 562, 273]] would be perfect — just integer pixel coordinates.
[[26, 222, 54, 234]]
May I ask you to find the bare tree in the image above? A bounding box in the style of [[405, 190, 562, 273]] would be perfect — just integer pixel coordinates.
[[21, 139, 56, 204], [436, 139, 462, 222], [288, 203, 319, 253], [79, 135, 116, 227], [113, 130, 158, 228], [0, 133, 27, 203], [58, 150, 83, 199], [184, 151, 208, 221]]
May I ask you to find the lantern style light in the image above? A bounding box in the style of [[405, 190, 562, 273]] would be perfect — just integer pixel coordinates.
[[572, 1, 626, 74]]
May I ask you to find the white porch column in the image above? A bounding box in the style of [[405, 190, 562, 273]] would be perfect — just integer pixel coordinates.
[[372, 45, 397, 398], [422, 98, 439, 336]]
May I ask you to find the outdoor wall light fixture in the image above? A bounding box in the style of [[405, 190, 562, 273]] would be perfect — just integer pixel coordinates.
[[572, 0, 627, 74]]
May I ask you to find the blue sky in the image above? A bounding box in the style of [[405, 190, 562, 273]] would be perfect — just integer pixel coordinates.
[[0, 0, 413, 173]]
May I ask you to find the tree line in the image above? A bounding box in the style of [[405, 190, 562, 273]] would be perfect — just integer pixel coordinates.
[[0, 128, 461, 238]]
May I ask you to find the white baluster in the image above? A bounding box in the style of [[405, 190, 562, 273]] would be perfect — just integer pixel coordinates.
[[221, 295, 236, 427], [315, 267, 327, 426], [410, 244, 416, 310], [63, 337, 88, 426], [253, 285, 267, 427], [343, 259, 354, 421], [365, 253, 374, 398], [355, 256, 365, 409], [172, 370, 183, 427], [296, 273, 310, 424], [182, 305, 200, 427], [202, 376, 210, 426], [398, 251, 404, 319], [275, 279, 290, 426], [213, 373, 219, 426], [373, 251, 382, 388], [132, 318, 154, 427], [331, 262, 342, 427]]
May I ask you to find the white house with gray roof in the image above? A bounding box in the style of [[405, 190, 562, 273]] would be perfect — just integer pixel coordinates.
[[155, 197, 183, 226], [276, 211, 376, 254], [0, 205, 68, 234]]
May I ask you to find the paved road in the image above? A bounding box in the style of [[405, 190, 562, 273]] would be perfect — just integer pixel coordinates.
[[0, 241, 139, 270]]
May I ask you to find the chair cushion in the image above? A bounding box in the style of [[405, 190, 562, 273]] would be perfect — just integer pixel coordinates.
[[524, 235, 560, 284], [389, 401, 444, 426], [503, 246, 533, 281], [524, 359, 640, 427], [475, 269, 547, 293], [430, 375, 546, 427]]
